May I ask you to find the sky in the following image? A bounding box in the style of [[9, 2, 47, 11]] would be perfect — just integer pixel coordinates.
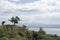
[[0, 0, 60, 25]]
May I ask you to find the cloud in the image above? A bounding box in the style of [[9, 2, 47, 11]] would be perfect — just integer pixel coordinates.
[[8, 0, 39, 4], [9, 0, 20, 2], [33, 13, 60, 24], [0, 0, 60, 12], [0, 0, 60, 24]]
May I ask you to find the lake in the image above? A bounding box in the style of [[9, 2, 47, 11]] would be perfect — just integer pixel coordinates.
[[29, 28, 60, 36]]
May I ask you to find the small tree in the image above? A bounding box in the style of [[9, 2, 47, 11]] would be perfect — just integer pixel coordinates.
[[9, 16, 20, 26], [1, 21, 5, 25], [38, 27, 46, 34], [22, 25, 27, 29]]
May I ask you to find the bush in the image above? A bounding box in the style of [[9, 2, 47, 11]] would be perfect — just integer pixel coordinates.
[[2, 37, 8, 40]]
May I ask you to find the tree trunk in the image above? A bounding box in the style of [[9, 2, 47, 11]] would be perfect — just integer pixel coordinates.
[[14, 22, 15, 26]]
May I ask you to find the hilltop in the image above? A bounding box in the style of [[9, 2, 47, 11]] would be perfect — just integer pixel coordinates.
[[0, 25, 60, 40]]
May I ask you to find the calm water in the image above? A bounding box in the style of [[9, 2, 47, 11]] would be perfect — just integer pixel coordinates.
[[29, 28, 60, 36], [43, 28, 60, 36]]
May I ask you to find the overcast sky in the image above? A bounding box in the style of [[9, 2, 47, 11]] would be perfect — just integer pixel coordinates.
[[0, 0, 60, 25]]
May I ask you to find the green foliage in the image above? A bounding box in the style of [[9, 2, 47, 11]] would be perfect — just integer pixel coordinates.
[[38, 27, 46, 34], [22, 25, 26, 29], [2, 37, 8, 40], [0, 25, 60, 40]]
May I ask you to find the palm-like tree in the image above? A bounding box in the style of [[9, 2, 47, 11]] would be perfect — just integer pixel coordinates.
[[9, 16, 20, 26]]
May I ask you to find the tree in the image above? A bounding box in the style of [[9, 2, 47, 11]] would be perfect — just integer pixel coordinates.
[[1, 21, 5, 25], [22, 25, 27, 29], [38, 27, 46, 34], [9, 16, 20, 26]]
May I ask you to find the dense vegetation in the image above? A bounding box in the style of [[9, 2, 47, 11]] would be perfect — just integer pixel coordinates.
[[0, 16, 60, 40], [0, 25, 60, 40]]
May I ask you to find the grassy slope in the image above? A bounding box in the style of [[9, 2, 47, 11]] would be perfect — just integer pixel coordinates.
[[0, 25, 60, 40]]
